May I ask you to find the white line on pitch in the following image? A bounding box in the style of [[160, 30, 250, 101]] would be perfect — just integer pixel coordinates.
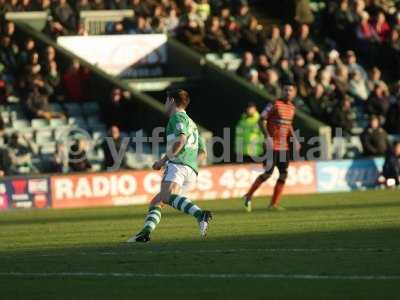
[[0, 272, 399, 281], [0, 248, 397, 258]]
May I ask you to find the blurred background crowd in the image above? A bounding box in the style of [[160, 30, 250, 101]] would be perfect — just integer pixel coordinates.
[[0, 0, 399, 184]]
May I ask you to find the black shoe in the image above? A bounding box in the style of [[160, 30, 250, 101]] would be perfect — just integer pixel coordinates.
[[199, 210, 212, 237], [127, 232, 150, 243]]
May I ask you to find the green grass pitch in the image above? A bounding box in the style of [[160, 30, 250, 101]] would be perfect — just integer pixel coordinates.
[[0, 190, 399, 300]]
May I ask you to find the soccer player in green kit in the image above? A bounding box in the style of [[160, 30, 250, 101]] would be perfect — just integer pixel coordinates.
[[127, 89, 212, 243]]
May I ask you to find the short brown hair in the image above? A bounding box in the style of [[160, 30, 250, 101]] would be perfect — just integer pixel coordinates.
[[169, 89, 190, 109]]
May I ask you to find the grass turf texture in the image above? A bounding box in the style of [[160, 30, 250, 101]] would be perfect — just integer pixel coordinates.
[[0, 190, 399, 299]]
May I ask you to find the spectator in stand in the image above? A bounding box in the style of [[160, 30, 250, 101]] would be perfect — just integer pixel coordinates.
[[345, 50, 367, 80], [249, 69, 263, 89], [17, 37, 36, 70], [323, 49, 341, 78], [52, 0, 77, 33], [0, 36, 18, 79], [294, 0, 314, 25], [235, 102, 264, 162], [361, 115, 389, 156], [165, 7, 179, 34], [68, 139, 91, 172], [43, 19, 70, 38], [236, 51, 254, 79], [107, 0, 128, 9], [331, 96, 354, 135], [7, 132, 35, 175], [264, 25, 285, 65], [256, 54, 270, 84], [92, 0, 106, 10], [219, 5, 232, 28], [0, 70, 7, 103], [385, 97, 400, 134], [204, 16, 231, 51], [307, 83, 333, 120], [101, 125, 128, 170], [40, 46, 56, 75], [25, 88, 65, 120], [49, 142, 67, 173], [373, 11, 391, 42], [131, 0, 152, 17], [292, 54, 307, 85], [304, 49, 319, 69], [282, 23, 300, 59], [264, 69, 282, 99], [44, 60, 61, 100], [0, 147, 11, 177], [197, 0, 211, 22], [223, 18, 241, 50], [387, 29, 400, 77], [349, 70, 369, 101], [278, 58, 294, 86], [318, 69, 335, 95], [40, 0, 52, 13], [104, 88, 130, 131], [63, 59, 88, 102], [333, 65, 350, 97], [179, 16, 207, 53], [297, 24, 319, 55], [76, 0, 91, 12], [366, 83, 390, 120], [240, 16, 262, 52], [333, 0, 354, 48], [382, 141, 400, 186], [236, 3, 251, 28], [367, 67, 389, 93], [356, 11, 379, 54], [133, 16, 153, 34], [299, 64, 318, 98]]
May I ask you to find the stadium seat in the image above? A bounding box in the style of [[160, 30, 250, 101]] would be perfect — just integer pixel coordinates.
[[49, 103, 64, 113], [65, 103, 83, 116], [31, 118, 49, 129], [13, 120, 30, 130], [82, 102, 100, 115], [92, 130, 107, 141], [86, 116, 102, 127], [68, 117, 87, 128], [49, 118, 68, 127], [40, 143, 56, 155], [35, 129, 53, 145]]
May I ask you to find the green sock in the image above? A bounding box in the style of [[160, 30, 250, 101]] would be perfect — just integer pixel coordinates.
[[168, 194, 202, 220], [141, 206, 162, 234]]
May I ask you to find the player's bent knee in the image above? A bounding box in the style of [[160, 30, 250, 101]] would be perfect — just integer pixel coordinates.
[[260, 172, 272, 181], [150, 194, 162, 206], [278, 172, 288, 183]]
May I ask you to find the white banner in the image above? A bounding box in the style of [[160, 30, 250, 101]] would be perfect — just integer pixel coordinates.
[[57, 34, 167, 78]]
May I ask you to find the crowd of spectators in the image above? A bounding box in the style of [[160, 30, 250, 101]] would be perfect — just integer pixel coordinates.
[[0, 15, 135, 175], [1, 0, 400, 179], [223, 0, 400, 153]]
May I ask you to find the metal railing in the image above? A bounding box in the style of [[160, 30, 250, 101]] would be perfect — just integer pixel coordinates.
[[80, 10, 134, 35]]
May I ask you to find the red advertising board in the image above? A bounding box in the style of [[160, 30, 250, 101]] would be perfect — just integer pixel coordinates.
[[51, 162, 317, 209]]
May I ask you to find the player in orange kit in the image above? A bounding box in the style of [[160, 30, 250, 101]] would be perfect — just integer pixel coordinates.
[[243, 82, 300, 211]]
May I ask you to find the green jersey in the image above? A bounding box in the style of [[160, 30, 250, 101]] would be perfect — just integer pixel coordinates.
[[166, 111, 205, 174]]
